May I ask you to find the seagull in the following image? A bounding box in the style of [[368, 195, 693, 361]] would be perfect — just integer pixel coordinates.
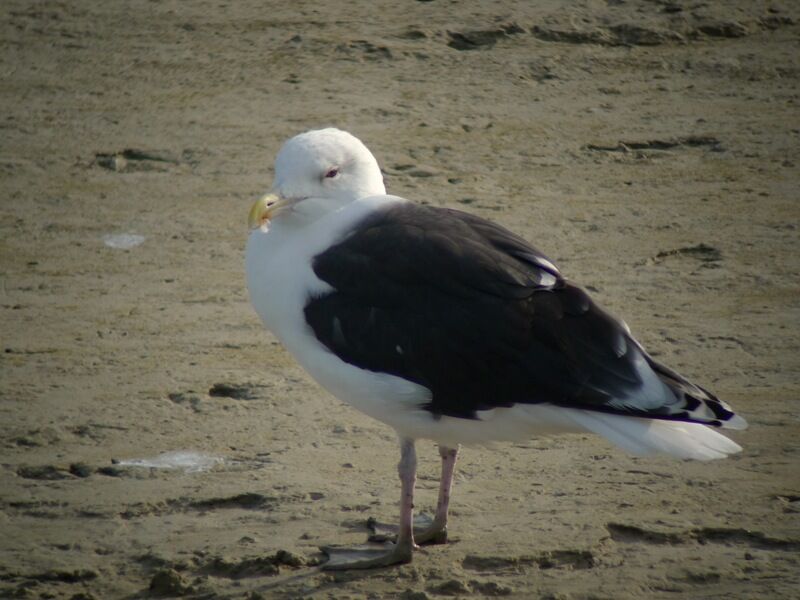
[[245, 128, 746, 570]]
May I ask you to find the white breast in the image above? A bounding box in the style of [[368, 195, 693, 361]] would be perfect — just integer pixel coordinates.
[[246, 195, 399, 341], [245, 195, 435, 424]]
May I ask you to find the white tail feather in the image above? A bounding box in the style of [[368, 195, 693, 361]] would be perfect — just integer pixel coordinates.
[[557, 409, 743, 460], [404, 404, 743, 456]]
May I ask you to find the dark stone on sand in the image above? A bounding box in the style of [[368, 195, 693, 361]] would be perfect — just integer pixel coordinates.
[[696, 21, 749, 38], [336, 40, 393, 60], [208, 382, 262, 400], [462, 554, 520, 570], [428, 579, 471, 595], [12, 436, 40, 447], [693, 527, 800, 550], [97, 466, 132, 477], [135, 552, 174, 569], [586, 135, 722, 153], [535, 549, 596, 569], [17, 465, 71, 480], [532, 23, 682, 46], [69, 463, 93, 478], [149, 568, 191, 596], [607, 522, 800, 550], [97, 466, 126, 477], [167, 392, 203, 411], [94, 153, 126, 172], [32, 569, 99, 583], [274, 549, 306, 567], [462, 549, 595, 571], [607, 24, 684, 46], [118, 149, 179, 163], [607, 522, 686, 544], [95, 149, 179, 173], [200, 555, 279, 579], [189, 492, 276, 510], [406, 167, 438, 178], [653, 243, 722, 264], [682, 569, 722, 583], [470, 580, 514, 596], [400, 590, 431, 600], [447, 24, 524, 50], [400, 29, 428, 40], [531, 25, 608, 45], [759, 15, 795, 30]]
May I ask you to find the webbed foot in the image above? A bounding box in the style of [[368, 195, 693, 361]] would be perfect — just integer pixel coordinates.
[[367, 513, 448, 546], [320, 540, 415, 570]]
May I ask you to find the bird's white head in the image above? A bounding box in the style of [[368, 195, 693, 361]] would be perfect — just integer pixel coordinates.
[[249, 128, 386, 230]]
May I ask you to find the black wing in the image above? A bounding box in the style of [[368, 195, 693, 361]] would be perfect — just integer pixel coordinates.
[[304, 203, 740, 427]]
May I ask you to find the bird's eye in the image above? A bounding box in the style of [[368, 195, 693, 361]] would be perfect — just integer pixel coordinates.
[[324, 168, 339, 179]]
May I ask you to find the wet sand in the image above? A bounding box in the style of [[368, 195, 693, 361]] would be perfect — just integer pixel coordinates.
[[1, 1, 799, 598]]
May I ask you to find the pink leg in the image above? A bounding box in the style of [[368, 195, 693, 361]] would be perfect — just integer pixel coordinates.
[[416, 445, 459, 544], [395, 438, 418, 554], [322, 438, 418, 569]]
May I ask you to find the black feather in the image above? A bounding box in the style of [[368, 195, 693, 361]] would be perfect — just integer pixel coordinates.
[[304, 203, 741, 427]]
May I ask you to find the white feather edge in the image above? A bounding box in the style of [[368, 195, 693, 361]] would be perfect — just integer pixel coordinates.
[[407, 405, 743, 460], [544, 407, 743, 460]]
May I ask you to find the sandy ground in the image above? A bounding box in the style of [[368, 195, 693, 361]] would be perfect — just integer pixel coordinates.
[[1, 1, 799, 598]]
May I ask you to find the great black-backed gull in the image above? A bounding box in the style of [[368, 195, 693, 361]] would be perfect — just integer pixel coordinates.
[[245, 128, 746, 570]]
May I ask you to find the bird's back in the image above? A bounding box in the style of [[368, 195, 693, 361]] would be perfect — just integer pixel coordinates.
[[304, 202, 746, 434]]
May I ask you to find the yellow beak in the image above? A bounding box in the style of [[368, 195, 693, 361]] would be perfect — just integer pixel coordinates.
[[248, 193, 283, 230]]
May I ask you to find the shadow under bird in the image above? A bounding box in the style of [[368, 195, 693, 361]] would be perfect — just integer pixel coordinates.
[[244, 128, 746, 569]]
